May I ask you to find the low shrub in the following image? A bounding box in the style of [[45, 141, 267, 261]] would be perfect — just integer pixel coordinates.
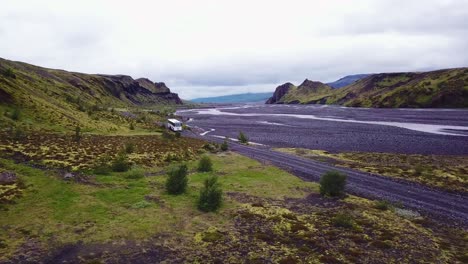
[[375, 200, 393, 211], [111, 153, 131, 172], [131, 200, 152, 209], [129, 122, 135, 130], [125, 167, 145, 179], [3, 68, 16, 78], [124, 142, 136, 154], [238, 131, 249, 144], [220, 138, 229, 151], [197, 156, 213, 172], [319, 171, 347, 197], [332, 213, 355, 228], [166, 164, 188, 195], [198, 175, 223, 212]]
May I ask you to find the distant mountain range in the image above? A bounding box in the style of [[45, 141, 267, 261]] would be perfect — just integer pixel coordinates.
[[191, 92, 272, 103], [327, 74, 371, 88], [266, 68, 468, 108]]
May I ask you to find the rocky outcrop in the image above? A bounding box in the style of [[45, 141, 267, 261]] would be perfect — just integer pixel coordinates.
[[265, 82, 294, 104]]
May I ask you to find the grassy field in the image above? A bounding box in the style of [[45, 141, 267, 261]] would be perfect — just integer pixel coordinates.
[[1, 144, 467, 263], [276, 148, 468, 193]]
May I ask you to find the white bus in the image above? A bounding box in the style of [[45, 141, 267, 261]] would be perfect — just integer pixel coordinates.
[[167, 119, 183, 131]]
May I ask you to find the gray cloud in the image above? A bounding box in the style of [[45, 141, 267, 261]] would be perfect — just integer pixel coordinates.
[[1, 0, 468, 99]]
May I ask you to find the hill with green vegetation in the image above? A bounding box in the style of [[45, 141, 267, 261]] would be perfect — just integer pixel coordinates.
[[0, 58, 182, 132], [266, 68, 468, 107]]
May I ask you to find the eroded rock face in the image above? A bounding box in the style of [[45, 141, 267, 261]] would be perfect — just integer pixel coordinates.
[[266, 83, 294, 104], [0, 171, 17, 184]]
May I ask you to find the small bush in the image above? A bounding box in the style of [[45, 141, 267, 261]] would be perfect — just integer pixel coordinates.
[[220, 138, 229, 151], [3, 68, 16, 78], [124, 142, 136, 154], [319, 171, 347, 197], [131, 200, 151, 209], [238, 131, 248, 144], [111, 153, 131, 172], [332, 213, 355, 228], [129, 122, 135, 130], [198, 176, 223, 212], [74, 126, 81, 142], [10, 108, 20, 121], [125, 167, 145, 179], [197, 156, 213, 172], [94, 156, 112, 175], [166, 164, 188, 195], [375, 200, 393, 211], [202, 143, 219, 153]]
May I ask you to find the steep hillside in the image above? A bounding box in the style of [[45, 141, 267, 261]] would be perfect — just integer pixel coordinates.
[[0, 58, 182, 131], [266, 80, 333, 104], [327, 74, 371, 88], [266, 68, 468, 108], [191, 92, 272, 103]]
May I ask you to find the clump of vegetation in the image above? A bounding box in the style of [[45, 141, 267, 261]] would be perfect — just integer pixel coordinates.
[[198, 175, 223, 212], [93, 156, 112, 175], [129, 122, 135, 130], [332, 213, 355, 228], [175, 131, 181, 138], [202, 143, 219, 153], [162, 130, 175, 141], [2, 67, 16, 78], [197, 156, 213, 172], [74, 126, 81, 142], [413, 164, 424, 176], [10, 108, 20, 121], [165, 164, 188, 195], [131, 200, 151, 209], [319, 171, 347, 197], [124, 142, 136, 154], [220, 138, 229, 151], [111, 153, 131, 172], [238, 131, 249, 144], [124, 166, 145, 179], [375, 200, 393, 211]]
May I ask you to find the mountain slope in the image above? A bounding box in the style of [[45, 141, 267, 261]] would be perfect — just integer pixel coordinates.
[[327, 74, 371, 88], [0, 58, 182, 130], [266, 68, 468, 108], [266, 80, 333, 104], [191, 92, 272, 103]]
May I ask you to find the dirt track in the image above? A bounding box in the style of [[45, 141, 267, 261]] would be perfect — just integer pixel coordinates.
[[187, 132, 468, 226]]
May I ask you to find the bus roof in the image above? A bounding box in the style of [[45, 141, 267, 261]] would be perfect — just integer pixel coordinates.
[[167, 119, 181, 123]]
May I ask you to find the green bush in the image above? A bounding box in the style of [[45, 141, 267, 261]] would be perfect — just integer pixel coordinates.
[[220, 138, 229, 151], [375, 200, 393, 211], [197, 156, 213, 172], [93, 156, 111, 175], [319, 171, 347, 197], [111, 153, 131, 172], [125, 167, 145, 179], [10, 108, 20, 121], [124, 142, 136, 154], [238, 131, 249, 144], [74, 126, 81, 142], [131, 200, 151, 209], [198, 175, 223, 212], [332, 213, 355, 228], [165, 164, 188, 195], [129, 122, 135, 130], [3, 68, 16, 78]]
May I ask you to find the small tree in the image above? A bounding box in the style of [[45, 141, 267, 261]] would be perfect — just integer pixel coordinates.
[[197, 156, 213, 172], [74, 126, 81, 142], [238, 131, 248, 144], [166, 164, 188, 195], [220, 138, 229, 151], [124, 142, 135, 154], [198, 176, 223, 212], [111, 153, 131, 172], [10, 108, 20, 121], [3, 68, 16, 78], [319, 171, 347, 197]]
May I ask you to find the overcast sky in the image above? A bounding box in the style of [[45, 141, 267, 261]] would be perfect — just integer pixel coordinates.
[[1, 0, 468, 99]]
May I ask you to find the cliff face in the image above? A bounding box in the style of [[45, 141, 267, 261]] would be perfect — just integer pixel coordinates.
[[266, 82, 295, 104]]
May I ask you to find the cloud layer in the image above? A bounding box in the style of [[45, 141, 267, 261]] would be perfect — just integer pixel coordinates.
[[1, 0, 467, 99]]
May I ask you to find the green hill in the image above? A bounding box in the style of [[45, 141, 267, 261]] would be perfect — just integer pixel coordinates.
[[0, 58, 182, 131], [266, 68, 468, 107]]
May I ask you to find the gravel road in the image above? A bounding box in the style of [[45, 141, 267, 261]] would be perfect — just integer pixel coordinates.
[[179, 104, 468, 225]]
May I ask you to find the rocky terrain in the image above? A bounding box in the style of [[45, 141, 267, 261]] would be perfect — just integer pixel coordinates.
[[266, 68, 468, 107]]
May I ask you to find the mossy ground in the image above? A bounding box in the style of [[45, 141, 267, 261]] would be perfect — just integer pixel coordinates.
[[0, 144, 467, 263], [276, 148, 468, 193]]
